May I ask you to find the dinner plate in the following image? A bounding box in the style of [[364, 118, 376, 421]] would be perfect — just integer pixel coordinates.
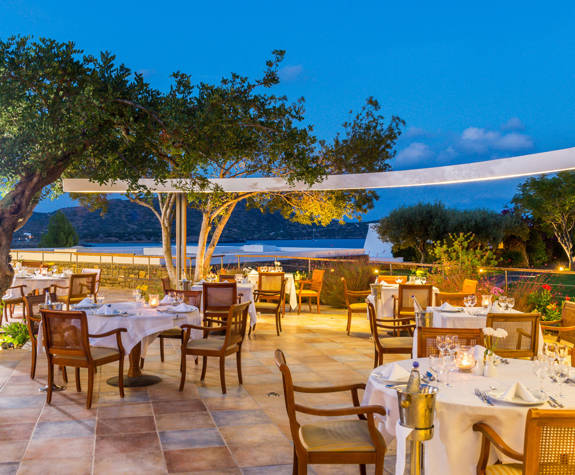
[[439, 308, 464, 313], [371, 372, 409, 384], [74, 304, 99, 310], [93, 311, 127, 317], [486, 388, 547, 406], [163, 308, 195, 314]]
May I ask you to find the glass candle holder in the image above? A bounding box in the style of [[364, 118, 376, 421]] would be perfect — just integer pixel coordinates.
[[481, 294, 492, 308], [455, 345, 476, 372], [148, 294, 160, 307]]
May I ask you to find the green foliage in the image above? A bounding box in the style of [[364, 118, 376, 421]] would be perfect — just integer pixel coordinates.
[[0, 322, 29, 347], [526, 232, 551, 267], [527, 284, 562, 321], [513, 172, 575, 268], [432, 232, 497, 277], [321, 264, 375, 308], [39, 211, 78, 247]]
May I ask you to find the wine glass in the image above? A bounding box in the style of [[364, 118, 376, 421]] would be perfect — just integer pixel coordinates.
[[554, 361, 570, 398], [557, 344, 569, 363], [498, 296, 508, 311], [447, 336, 459, 355], [534, 357, 548, 391], [469, 294, 477, 307], [436, 336, 447, 356], [395, 277, 403, 284], [506, 297, 515, 311]]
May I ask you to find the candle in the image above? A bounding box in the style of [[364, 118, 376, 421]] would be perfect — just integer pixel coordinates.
[[481, 295, 492, 308], [149, 294, 160, 307], [456, 346, 476, 372]]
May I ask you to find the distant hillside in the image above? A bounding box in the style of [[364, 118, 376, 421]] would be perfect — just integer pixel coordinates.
[[13, 199, 372, 246]]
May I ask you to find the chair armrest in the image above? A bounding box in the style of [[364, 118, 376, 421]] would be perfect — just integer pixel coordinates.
[[51, 284, 69, 291], [346, 290, 371, 298], [294, 403, 386, 418], [541, 323, 575, 332], [472, 422, 524, 462], [89, 328, 127, 338], [293, 382, 366, 393], [254, 290, 281, 299], [181, 323, 223, 333]]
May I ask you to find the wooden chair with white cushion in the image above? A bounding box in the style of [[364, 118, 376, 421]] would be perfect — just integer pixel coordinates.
[[274, 349, 387, 474], [436, 291, 474, 307], [254, 272, 286, 336], [462, 278, 478, 294], [486, 312, 540, 360], [367, 302, 413, 367], [377, 275, 406, 284], [473, 409, 575, 475], [52, 273, 97, 309], [297, 269, 325, 314], [540, 300, 575, 345], [81, 268, 101, 297]]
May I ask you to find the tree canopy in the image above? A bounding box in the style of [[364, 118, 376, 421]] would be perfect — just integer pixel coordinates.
[[513, 172, 575, 269], [0, 36, 172, 296], [39, 211, 78, 247]]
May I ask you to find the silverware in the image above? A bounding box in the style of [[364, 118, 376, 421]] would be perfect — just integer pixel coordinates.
[[547, 393, 564, 408], [474, 388, 494, 406]]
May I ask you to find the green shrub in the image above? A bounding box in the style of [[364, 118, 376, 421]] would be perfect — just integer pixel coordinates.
[[321, 263, 375, 308], [1, 322, 29, 348]]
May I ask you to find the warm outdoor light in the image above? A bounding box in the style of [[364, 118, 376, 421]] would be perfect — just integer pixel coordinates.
[[479, 268, 485, 273], [559, 266, 565, 272], [374, 269, 379, 274]]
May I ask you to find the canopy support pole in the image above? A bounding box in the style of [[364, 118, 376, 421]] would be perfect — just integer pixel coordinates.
[[175, 194, 187, 285]]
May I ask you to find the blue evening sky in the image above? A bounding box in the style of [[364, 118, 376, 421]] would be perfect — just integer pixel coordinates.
[[2, 0, 575, 220]]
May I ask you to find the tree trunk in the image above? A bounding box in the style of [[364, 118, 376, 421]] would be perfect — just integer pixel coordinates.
[[161, 220, 177, 285], [0, 220, 16, 300], [204, 203, 237, 276], [552, 225, 574, 270], [194, 213, 211, 281]]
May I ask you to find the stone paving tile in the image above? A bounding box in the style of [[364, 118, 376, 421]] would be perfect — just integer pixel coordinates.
[[0, 288, 400, 473]]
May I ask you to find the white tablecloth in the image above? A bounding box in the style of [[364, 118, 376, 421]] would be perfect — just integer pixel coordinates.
[[363, 358, 575, 475], [10, 275, 69, 297], [37, 302, 202, 356], [192, 283, 257, 327], [411, 307, 543, 357], [246, 272, 298, 311], [367, 285, 439, 318]]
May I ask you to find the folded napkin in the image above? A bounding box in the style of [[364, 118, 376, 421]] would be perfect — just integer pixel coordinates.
[[160, 295, 176, 305], [76, 297, 95, 308], [376, 363, 410, 382], [439, 302, 458, 311], [95, 304, 120, 315], [166, 303, 196, 313], [500, 382, 538, 403]]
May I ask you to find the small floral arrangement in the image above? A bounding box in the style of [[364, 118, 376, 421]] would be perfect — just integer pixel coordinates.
[[490, 286, 504, 298], [482, 327, 508, 358], [136, 284, 149, 300], [294, 270, 307, 281], [527, 284, 562, 321]]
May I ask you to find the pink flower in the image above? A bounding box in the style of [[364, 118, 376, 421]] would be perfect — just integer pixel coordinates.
[[490, 286, 503, 296]]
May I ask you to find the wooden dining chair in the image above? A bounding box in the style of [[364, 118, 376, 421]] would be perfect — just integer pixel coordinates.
[[394, 284, 433, 319], [342, 277, 370, 335], [462, 278, 478, 294], [202, 282, 238, 327], [274, 349, 387, 475], [52, 273, 97, 309], [2, 284, 26, 323], [40, 309, 126, 408], [218, 273, 237, 283], [81, 268, 101, 297], [368, 302, 413, 367], [436, 291, 474, 307], [158, 290, 202, 363], [254, 272, 286, 336], [179, 301, 250, 394], [473, 409, 575, 475], [417, 327, 483, 357], [161, 277, 174, 295], [486, 312, 540, 359], [23, 292, 61, 380], [541, 300, 575, 345], [297, 269, 325, 314], [377, 275, 406, 284]]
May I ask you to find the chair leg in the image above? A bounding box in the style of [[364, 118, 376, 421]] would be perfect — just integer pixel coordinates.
[[297, 459, 307, 475], [160, 336, 165, 362], [373, 349, 378, 369], [140, 357, 145, 369], [374, 455, 384, 475], [118, 358, 124, 398], [179, 352, 187, 391], [316, 296, 320, 313], [298, 293, 302, 314], [200, 356, 207, 381], [236, 349, 243, 385], [359, 464, 366, 475], [75, 367, 81, 392], [219, 356, 227, 394], [275, 311, 281, 336], [293, 449, 298, 475], [30, 343, 37, 379], [86, 367, 94, 409], [46, 361, 54, 404], [346, 309, 352, 335], [61, 366, 68, 383], [307, 297, 311, 312]]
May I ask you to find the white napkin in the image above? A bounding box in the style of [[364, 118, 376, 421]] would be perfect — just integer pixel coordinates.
[[160, 294, 175, 305], [76, 297, 94, 308], [96, 304, 119, 315], [472, 345, 486, 361], [166, 303, 196, 313], [248, 270, 258, 275], [439, 301, 458, 311], [500, 382, 538, 403], [376, 363, 410, 382], [395, 420, 414, 475]]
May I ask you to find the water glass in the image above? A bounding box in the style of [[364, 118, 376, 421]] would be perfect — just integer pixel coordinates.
[[469, 294, 477, 307], [506, 297, 515, 311], [534, 357, 548, 391], [554, 361, 570, 397], [498, 296, 508, 310]]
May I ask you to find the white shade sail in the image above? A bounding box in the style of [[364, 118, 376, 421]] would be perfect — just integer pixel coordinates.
[[63, 147, 575, 193]]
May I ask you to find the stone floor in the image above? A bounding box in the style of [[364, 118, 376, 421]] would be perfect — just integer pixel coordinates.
[[0, 288, 404, 474]]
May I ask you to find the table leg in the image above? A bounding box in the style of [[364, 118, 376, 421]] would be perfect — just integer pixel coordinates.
[[106, 342, 161, 387]]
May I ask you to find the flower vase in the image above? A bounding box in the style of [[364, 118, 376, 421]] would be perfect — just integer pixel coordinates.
[[472, 357, 484, 376], [483, 354, 497, 378]]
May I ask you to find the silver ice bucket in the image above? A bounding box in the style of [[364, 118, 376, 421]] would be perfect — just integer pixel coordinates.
[[415, 311, 433, 327], [396, 384, 438, 431]]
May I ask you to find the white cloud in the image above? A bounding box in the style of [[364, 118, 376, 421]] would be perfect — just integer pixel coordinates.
[[459, 126, 533, 154], [502, 117, 525, 131], [395, 142, 434, 165], [278, 65, 303, 82], [404, 126, 427, 138], [437, 146, 458, 162]]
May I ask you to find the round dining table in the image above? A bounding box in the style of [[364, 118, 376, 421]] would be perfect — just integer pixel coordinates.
[[363, 357, 574, 475], [11, 274, 69, 296], [37, 301, 202, 387]]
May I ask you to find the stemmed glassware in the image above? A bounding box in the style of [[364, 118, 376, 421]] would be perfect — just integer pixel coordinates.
[[554, 361, 570, 398], [498, 296, 508, 311], [506, 297, 515, 311]]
